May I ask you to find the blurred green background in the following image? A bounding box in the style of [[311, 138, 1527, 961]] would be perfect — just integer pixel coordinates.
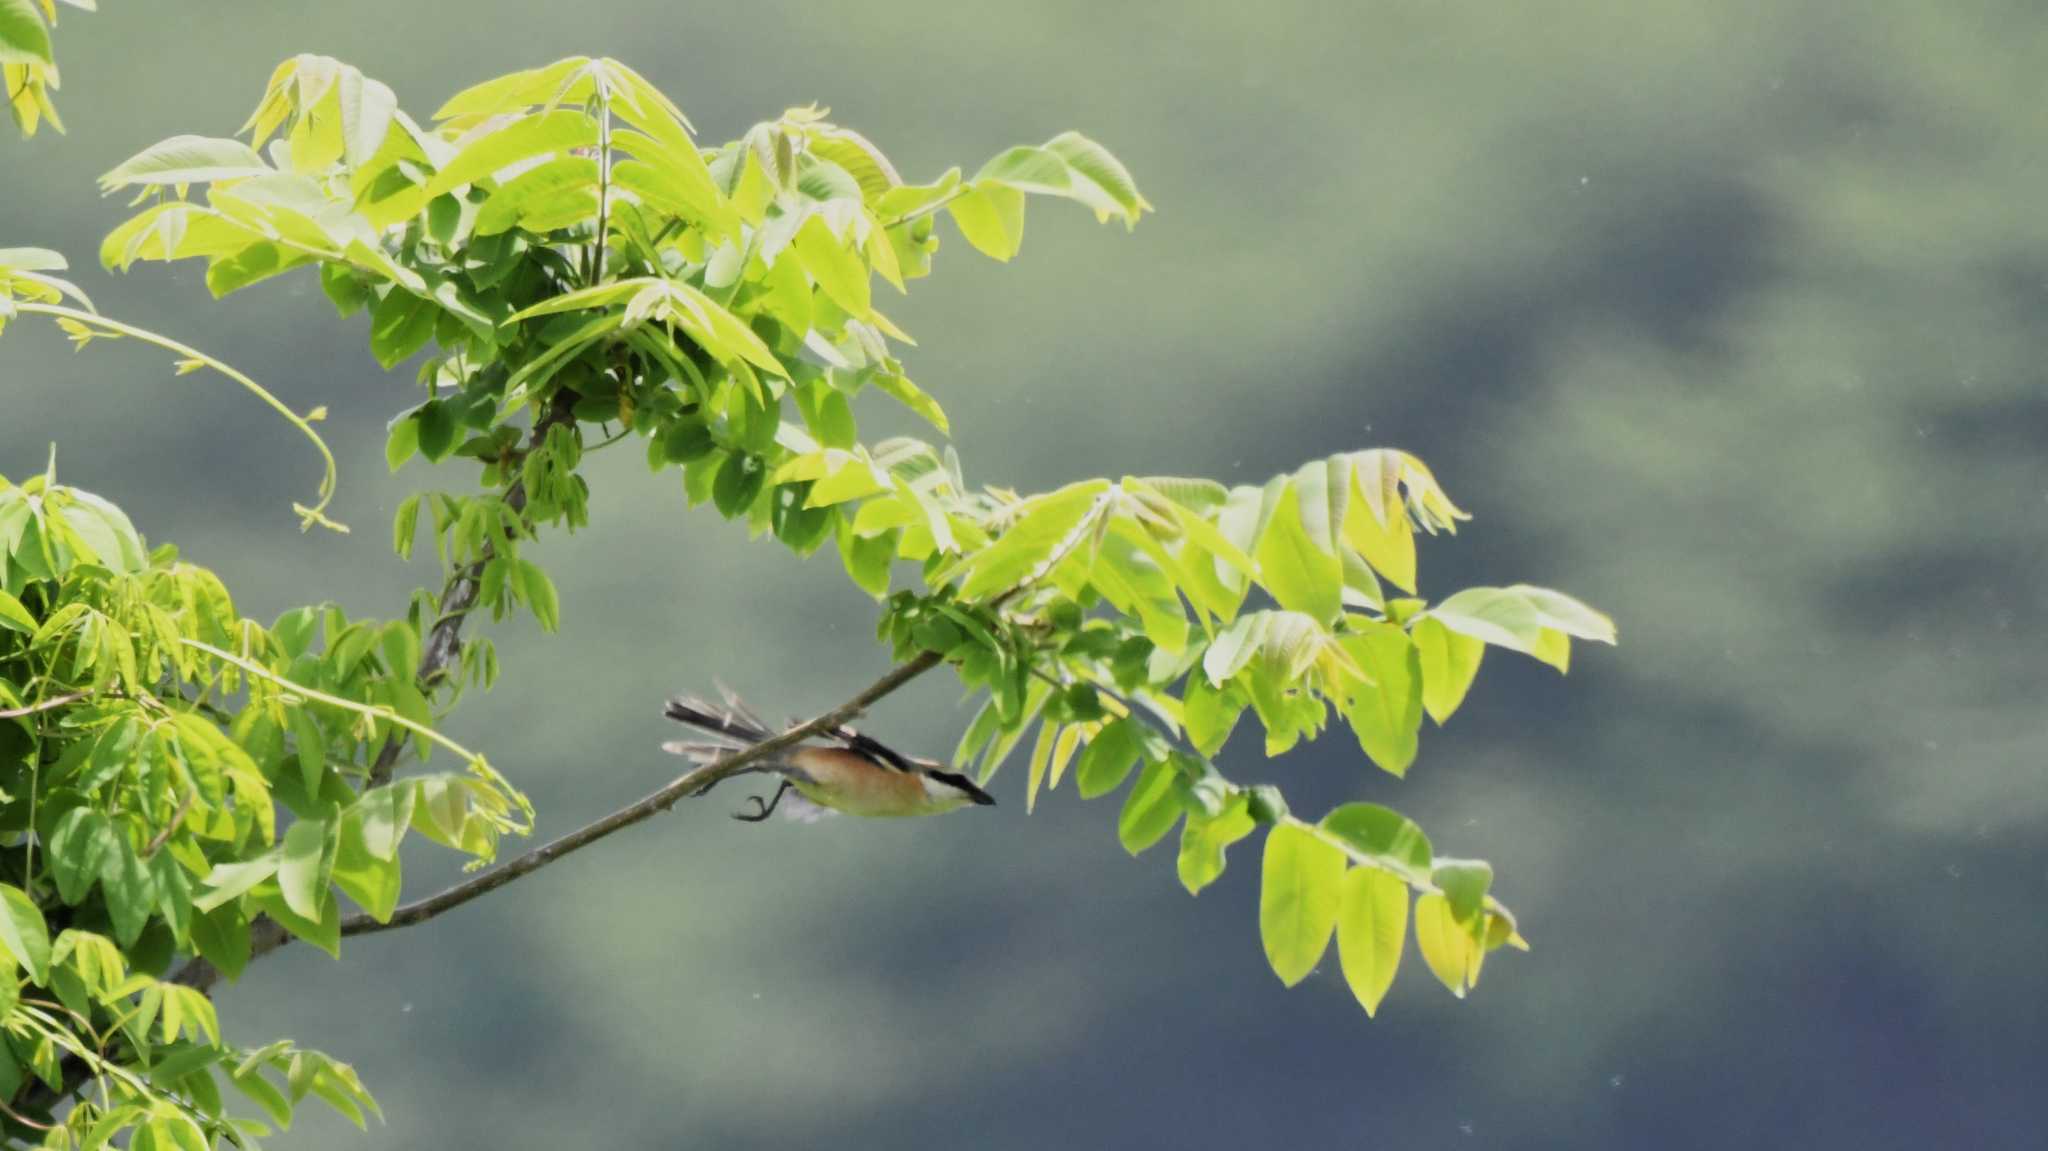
[[5, 2, 2046, 1146]]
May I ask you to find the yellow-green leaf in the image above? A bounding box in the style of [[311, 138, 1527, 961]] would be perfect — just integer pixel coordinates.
[[1258, 823, 1345, 987], [947, 182, 1026, 261], [1413, 891, 1481, 997], [790, 213, 871, 319], [1336, 866, 1408, 1016], [1255, 481, 1341, 625], [1412, 616, 1484, 724]]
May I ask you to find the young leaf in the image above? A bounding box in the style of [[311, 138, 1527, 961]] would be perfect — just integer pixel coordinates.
[[1319, 803, 1433, 885], [278, 819, 332, 922], [1258, 823, 1345, 987], [0, 885, 50, 984], [1177, 794, 1256, 895], [1255, 481, 1341, 625], [947, 183, 1026, 261], [99, 136, 272, 188], [957, 480, 1109, 602], [1338, 625, 1423, 777], [1412, 616, 1484, 725], [1412, 892, 1480, 997], [1073, 717, 1142, 799], [1336, 866, 1408, 1016], [98, 831, 155, 947], [1116, 756, 1182, 855]]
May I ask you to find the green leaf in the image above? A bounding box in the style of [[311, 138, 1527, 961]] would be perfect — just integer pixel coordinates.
[[1181, 673, 1244, 758], [331, 821, 402, 923], [1255, 481, 1341, 625], [1413, 892, 1478, 997], [253, 887, 340, 959], [1073, 717, 1142, 800], [0, 0, 52, 68], [791, 213, 871, 319], [957, 480, 1108, 601], [1177, 793, 1255, 895], [1427, 587, 1544, 654], [98, 832, 155, 947], [1343, 466, 1417, 592], [384, 415, 419, 472], [1318, 803, 1433, 885], [1336, 866, 1409, 1017], [100, 136, 270, 188], [947, 183, 1026, 261], [278, 819, 331, 922], [0, 588, 34, 633], [193, 853, 279, 914], [190, 903, 250, 982], [869, 369, 950, 434], [1116, 755, 1182, 855], [1412, 616, 1484, 724], [1337, 624, 1423, 777], [475, 155, 598, 235], [1258, 823, 1345, 987], [293, 708, 325, 800], [975, 145, 1071, 194], [835, 516, 895, 598], [0, 885, 50, 984], [426, 109, 597, 197], [48, 806, 112, 904], [149, 852, 193, 944], [520, 559, 560, 631], [229, 1066, 294, 1130], [1044, 132, 1152, 224], [1509, 584, 1617, 644], [1431, 858, 1494, 925]]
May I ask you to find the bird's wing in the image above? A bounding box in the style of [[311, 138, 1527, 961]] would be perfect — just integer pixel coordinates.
[[827, 726, 919, 773]]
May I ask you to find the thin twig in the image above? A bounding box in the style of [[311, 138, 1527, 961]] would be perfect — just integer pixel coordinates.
[[164, 650, 942, 997], [0, 693, 85, 719], [340, 649, 942, 936], [142, 790, 196, 858]]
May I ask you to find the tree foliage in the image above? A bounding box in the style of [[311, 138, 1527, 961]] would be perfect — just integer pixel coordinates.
[[1, 25, 1612, 1149]]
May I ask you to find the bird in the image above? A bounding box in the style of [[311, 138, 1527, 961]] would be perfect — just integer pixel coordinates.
[[662, 686, 996, 822]]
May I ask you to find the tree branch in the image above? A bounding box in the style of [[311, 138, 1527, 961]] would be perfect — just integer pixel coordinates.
[[368, 392, 578, 788], [166, 649, 943, 996]]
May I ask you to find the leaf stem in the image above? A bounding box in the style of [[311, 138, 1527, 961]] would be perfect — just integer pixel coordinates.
[[15, 302, 343, 533]]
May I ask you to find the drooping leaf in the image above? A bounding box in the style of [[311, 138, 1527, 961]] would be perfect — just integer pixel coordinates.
[[1336, 866, 1408, 1016], [1337, 625, 1424, 777], [1258, 823, 1345, 987], [1115, 755, 1183, 855], [1177, 793, 1255, 895], [277, 819, 331, 922], [1413, 891, 1481, 997], [947, 183, 1026, 261]]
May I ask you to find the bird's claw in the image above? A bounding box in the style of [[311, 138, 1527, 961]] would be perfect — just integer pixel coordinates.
[[730, 780, 792, 823]]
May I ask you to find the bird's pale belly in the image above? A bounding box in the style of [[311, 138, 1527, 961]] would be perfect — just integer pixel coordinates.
[[788, 748, 935, 817]]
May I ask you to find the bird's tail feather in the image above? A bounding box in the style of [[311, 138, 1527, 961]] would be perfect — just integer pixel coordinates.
[[663, 692, 773, 746]]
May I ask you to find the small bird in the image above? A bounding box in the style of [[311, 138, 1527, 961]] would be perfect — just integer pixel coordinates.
[[662, 687, 996, 822]]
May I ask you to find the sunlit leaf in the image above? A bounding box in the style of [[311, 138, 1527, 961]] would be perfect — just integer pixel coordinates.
[[1258, 822, 1344, 987], [1336, 867, 1408, 1016]]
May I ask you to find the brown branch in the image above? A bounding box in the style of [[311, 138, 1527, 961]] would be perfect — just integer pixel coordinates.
[[367, 393, 578, 788], [0, 693, 86, 719]]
